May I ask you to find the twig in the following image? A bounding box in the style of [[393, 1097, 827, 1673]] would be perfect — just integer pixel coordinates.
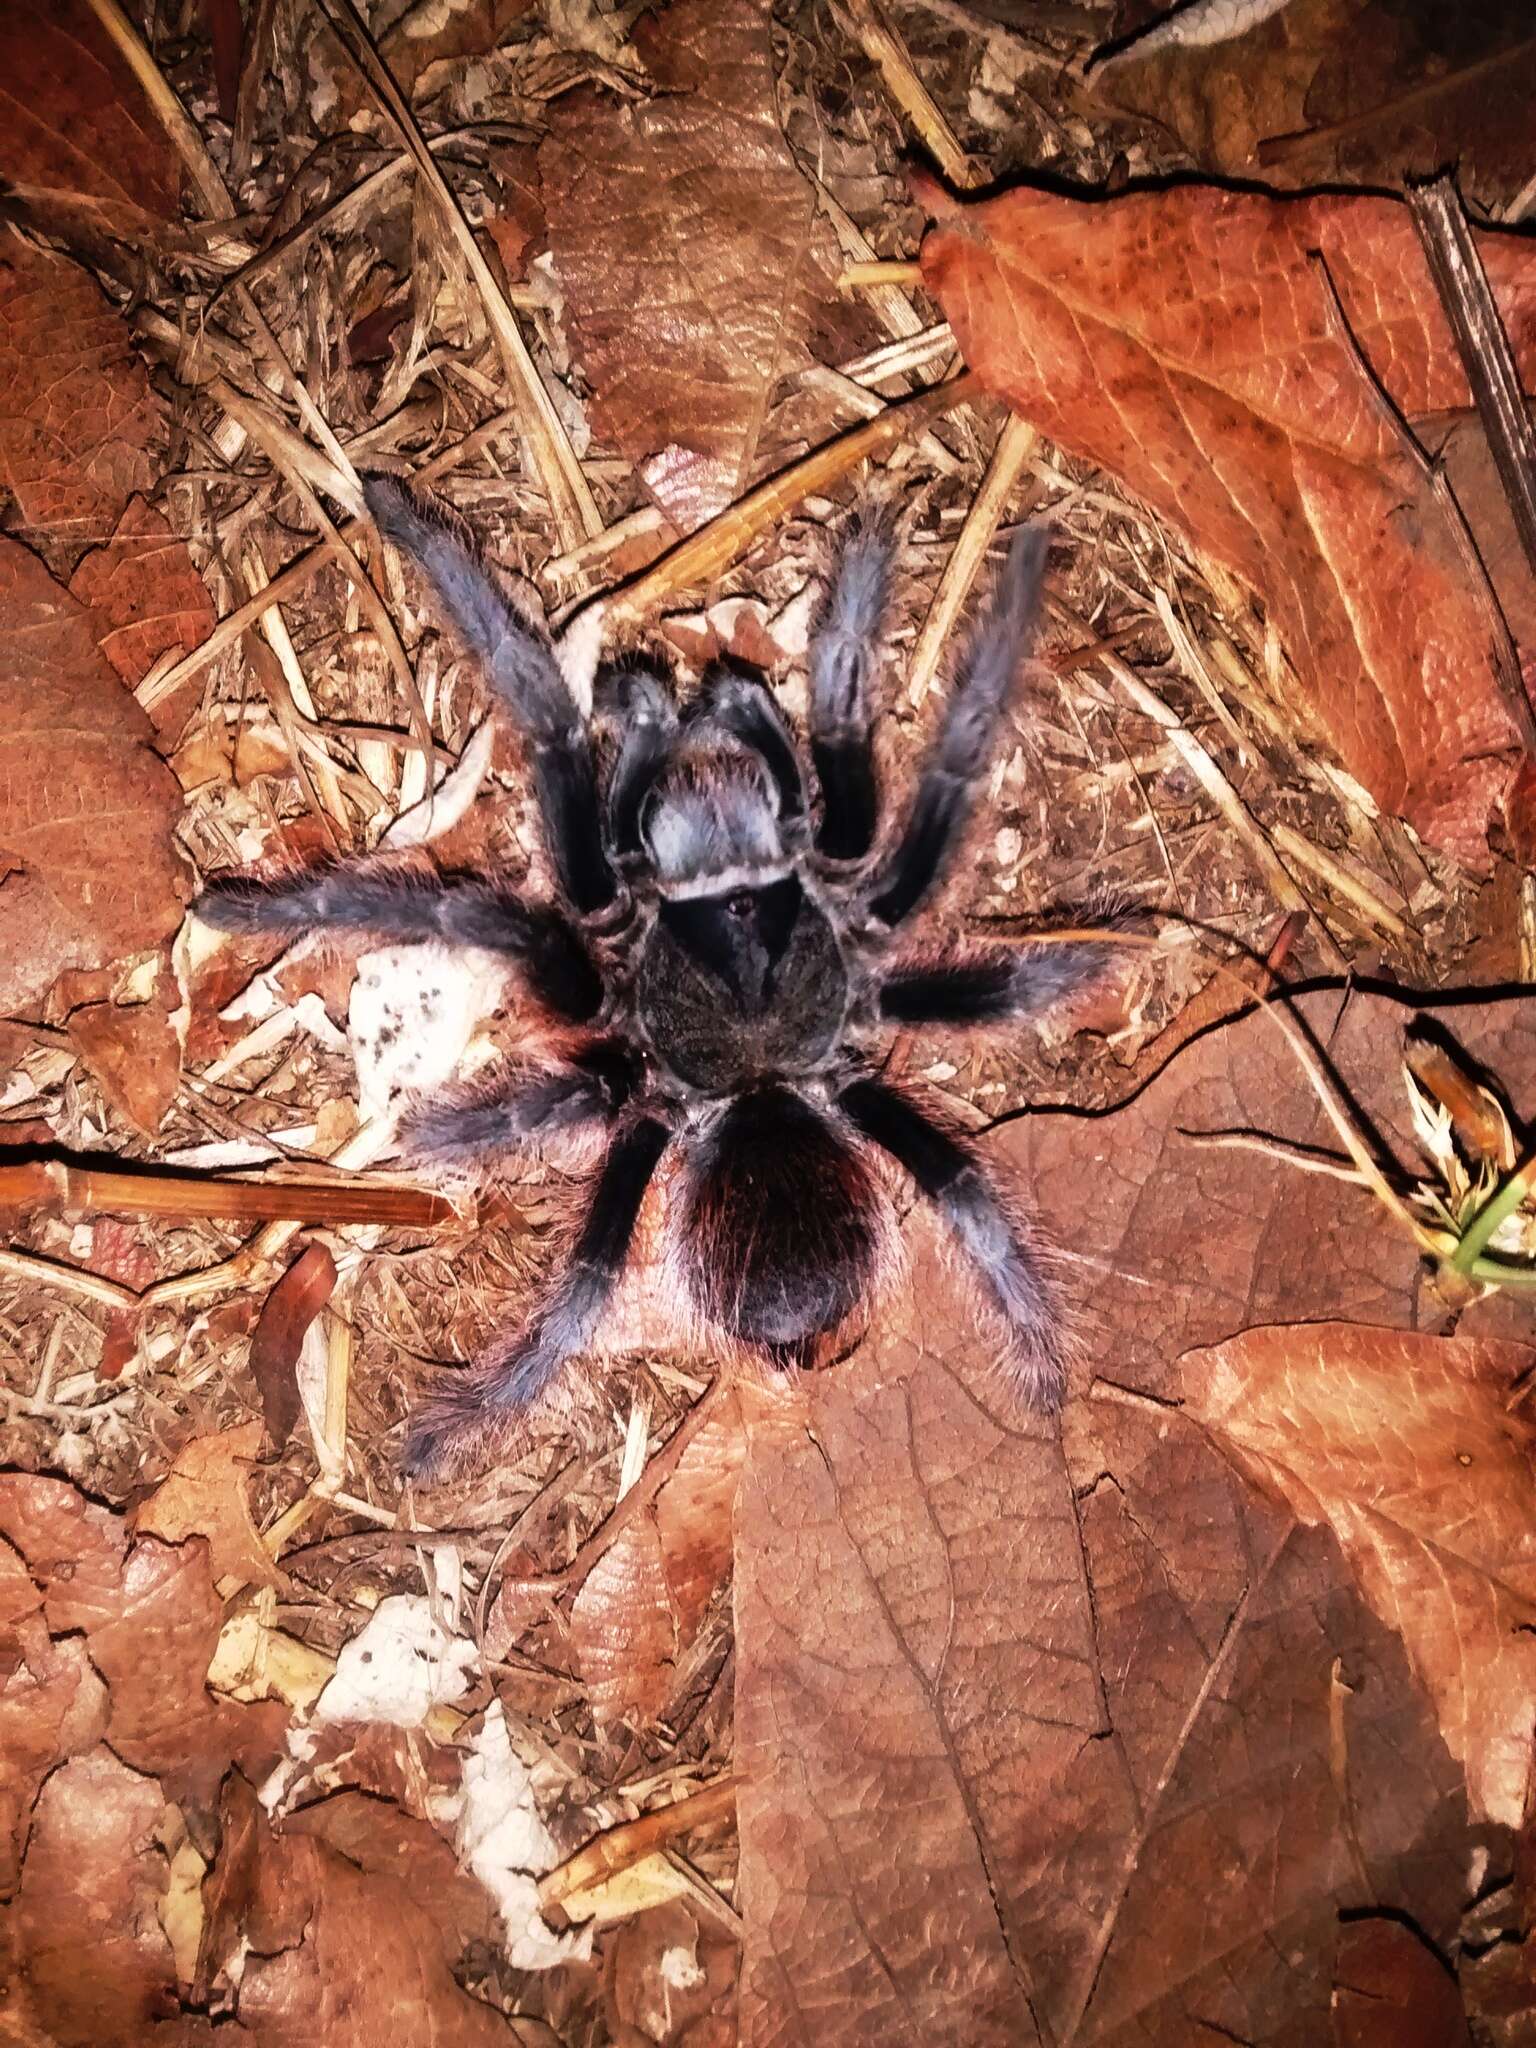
[[839, 0, 984, 188], [1407, 173, 1536, 583], [538, 1777, 737, 1917], [0, 1159, 450, 1229]]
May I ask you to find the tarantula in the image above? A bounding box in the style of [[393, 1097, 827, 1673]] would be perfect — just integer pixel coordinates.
[[196, 479, 1114, 1481]]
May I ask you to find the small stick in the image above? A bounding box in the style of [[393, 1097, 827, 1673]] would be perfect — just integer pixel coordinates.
[[840, 0, 984, 189], [1407, 173, 1536, 583], [0, 1158, 452, 1229], [838, 260, 924, 293], [538, 1777, 737, 1917], [908, 411, 1037, 699], [603, 371, 978, 623]]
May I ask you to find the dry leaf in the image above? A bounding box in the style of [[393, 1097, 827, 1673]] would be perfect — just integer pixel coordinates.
[[570, 1391, 746, 1723], [540, 0, 820, 504], [0, 0, 181, 239], [248, 1243, 338, 1447], [65, 962, 184, 1135], [132, 1420, 284, 1594], [0, 241, 164, 562], [1332, 1914, 1471, 2047], [920, 182, 1536, 864], [68, 494, 217, 738], [0, 533, 188, 1013], [1183, 1323, 1536, 1827]]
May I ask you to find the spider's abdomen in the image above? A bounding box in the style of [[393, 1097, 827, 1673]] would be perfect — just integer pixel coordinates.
[[680, 1085, 880, 1348], [637, 879, 849, 1092]]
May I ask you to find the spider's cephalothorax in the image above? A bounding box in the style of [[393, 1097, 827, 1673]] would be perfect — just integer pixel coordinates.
[[196, 480, 1116, 1481]]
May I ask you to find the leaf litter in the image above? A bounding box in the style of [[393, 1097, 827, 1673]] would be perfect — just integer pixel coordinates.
[[0, 0, 1534, 2038]]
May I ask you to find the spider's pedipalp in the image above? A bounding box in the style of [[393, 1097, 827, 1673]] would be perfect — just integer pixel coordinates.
[[808, 504, 895, 862], [402, 1114, 671, 1482], [194, 867, 604, 1022], [597, 664, 679, 862], [869, 523, 1049, 927], [398, 1043, 638, 1173], [365, 477, 617, 915], [678, 1085, 886, 1350], [879, 937, 1116, 1028], [839, 1075, 1066, 1409], [692, 666, 807, 829]]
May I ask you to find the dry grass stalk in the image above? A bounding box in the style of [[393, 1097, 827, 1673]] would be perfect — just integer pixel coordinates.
[[313, 0, 603, 550], [839, 259, 924, 292], [539, 1777, 738, 1916], [908, 410, 1037, 699], [82, 0, 233, 217]]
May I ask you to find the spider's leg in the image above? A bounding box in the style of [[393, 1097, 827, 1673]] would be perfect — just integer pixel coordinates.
[[808, 505, 896, 861], [867, 524, 1048, 927], [879, 940, 1113, 1028], [365, 477, 617, 915], [398, 1042, 638, 1172], [679, 1085, 882, 1348], [403, 1114, 670, 1482], [692, 666, 808, 829], [196, 868, 602, 1022], [596, 663, 678, 862], [839, 1075, 1065, 1410]]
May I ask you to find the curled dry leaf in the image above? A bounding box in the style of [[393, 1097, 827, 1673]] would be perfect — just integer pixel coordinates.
[[540, 0, 820, 510], [248, 1241, 338, 1447], [1331, 1914, 1471, 2048], [0, 0, 180, 239], [1183, 1323, 1536, 1828], [65, 958, 184, 1136], [0, 241, 163, 561], [920, 182, 1536, 864], [0, 534, 187, 1013], [131, 1419, 285, 1595], [569, 1389, 746, 1723]]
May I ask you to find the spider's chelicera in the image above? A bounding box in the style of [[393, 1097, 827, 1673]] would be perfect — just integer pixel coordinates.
[[197, 479, 1113, 1481]]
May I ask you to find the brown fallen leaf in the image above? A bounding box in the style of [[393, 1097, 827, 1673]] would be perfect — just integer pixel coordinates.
[[65, 961, 184, 1136], [732, 983, 1536, 2041], [1099, 0, 1536, 212], [0, 533, 188, 1014], [604, 1899, 738, 2048], [1183, 1323, 1536, 1828], [0, 0, 181, 243], [0, 1747, 181, 2042], [0, 241, 164, 563], [132, 1420, 284, 1594], [569, 1389, 746, 1724], [247, 1242, 338, 1447], [920, 182, 1536, 864], [1332, 1914, 1471, 2047], [539, 0, 823, 511], [68, 494, 217, 739]]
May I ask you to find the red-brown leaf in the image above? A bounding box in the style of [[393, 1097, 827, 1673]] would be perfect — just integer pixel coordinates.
[[131, 1420, 284, 1594], [920, 183, 1536, 864], [0, 241, 164, 561], [68, 494, 216, 738], [0, 0, 181, 236], [0, 534, 188, 1014], [539, 0, 821, 504], [247, 1242, 338, 1447]]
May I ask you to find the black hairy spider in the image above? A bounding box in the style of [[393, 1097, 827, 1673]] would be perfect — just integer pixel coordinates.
[[196, 479, 1115, 1482]]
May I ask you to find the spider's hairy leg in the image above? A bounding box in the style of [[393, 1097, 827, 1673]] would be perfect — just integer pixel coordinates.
[[808, 503, 896, 861], [679, 1085, 884, 1348], [195, 867, 604, 1022], [692, 665, 807, 829], [839, 1075, 1066, 1410], [365, 477, 616, 915], [868, 523, 1049, 927], [879, 938, 1115, 1028], [398, 1042, 639, 1173], [403, 1115, 670, 1482], [595, 663, 678, 861]]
